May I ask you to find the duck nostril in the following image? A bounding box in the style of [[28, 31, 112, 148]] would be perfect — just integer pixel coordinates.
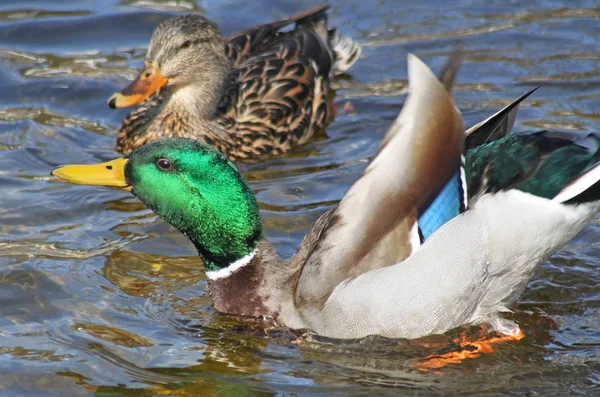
[[143, 72, 151, 78]]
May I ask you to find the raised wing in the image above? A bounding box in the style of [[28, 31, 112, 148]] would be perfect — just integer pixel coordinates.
[[306, 141, 600, 338], [417, 87, 541, 239], [294, 54, 464, 308], [437, 43, 464, 92]]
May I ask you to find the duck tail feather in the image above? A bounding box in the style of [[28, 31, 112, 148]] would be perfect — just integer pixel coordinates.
[[329, 28, 362, 75], [295, 4, 330, 44], [438, 43, 465, 93], [465, 86, 540, 149], [288, 4, 360, 76]]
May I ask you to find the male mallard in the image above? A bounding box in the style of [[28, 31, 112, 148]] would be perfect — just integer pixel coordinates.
[[418, 84, 540, 240], [108, 5, 361, 161], [52, 55, 600, 343]]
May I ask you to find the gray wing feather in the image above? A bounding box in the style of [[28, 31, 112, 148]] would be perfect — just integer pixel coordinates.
[[301, 190, 598, 339], [294, 54, 464, 310]]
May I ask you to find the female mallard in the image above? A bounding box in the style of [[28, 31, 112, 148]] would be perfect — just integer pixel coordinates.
[[53, 55, 600, 345], [108, 5, 361, 161]]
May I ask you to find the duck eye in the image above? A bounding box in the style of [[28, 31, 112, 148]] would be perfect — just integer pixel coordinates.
[[181, 40, 192, 49], [156, 158, 173, 171]]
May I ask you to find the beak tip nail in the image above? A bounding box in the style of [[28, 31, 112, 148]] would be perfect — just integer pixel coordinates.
[[108, 96, 117, 109]]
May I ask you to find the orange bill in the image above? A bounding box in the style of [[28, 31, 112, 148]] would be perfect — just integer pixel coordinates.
[[108, 62, 168, 109], [51, 158, 132, 191]]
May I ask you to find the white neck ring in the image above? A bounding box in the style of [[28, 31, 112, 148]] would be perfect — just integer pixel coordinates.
[[205, 247, 258, 281]]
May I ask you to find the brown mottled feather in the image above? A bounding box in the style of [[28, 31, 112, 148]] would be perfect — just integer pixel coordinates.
[[116, 5, 359, 162], [225, 4, 330, 66], [216, 29, 332, 161]]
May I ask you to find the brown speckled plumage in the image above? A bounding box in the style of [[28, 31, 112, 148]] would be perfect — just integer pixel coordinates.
[[115, 5, 361, 162]]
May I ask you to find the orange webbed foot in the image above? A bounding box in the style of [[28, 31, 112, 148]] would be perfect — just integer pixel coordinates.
[[415, 324, 525, 372]]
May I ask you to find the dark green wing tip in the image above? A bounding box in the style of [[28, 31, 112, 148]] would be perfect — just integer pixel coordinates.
[[467, 130, 600, 203]]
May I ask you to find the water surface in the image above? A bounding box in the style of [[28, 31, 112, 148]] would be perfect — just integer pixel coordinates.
[[0, 0, 599, 395]]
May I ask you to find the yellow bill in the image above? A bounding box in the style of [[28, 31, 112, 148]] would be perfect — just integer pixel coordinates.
[[108, 62, 168, 109], [51, 158, 132, 191]]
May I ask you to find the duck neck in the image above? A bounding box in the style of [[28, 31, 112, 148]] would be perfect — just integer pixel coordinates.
[[164, 59, 230, 121], [165, 84, 217, 120], [205, 239, 272, 318], [206, 237, 304, 327], [193, 231, 260, 275]]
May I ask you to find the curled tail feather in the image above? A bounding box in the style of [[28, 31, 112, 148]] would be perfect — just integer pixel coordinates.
[[329, 29, 362, 75], [293, 5, 361, 76], [296, 8, 361, 76]]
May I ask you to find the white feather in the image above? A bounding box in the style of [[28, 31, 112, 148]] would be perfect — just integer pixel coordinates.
[[300, 191, 600, 339], [553, 162, 600, 203], [330, 29, 362, 75], [205, 248, 258, 281], [409, 221, 421, 253], [310, 59, 319, 75], [460, 155, 468, 209]]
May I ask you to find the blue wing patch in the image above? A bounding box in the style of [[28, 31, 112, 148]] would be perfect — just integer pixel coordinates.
[[418, 168, 465, 241]]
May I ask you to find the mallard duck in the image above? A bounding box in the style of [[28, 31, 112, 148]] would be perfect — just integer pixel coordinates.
[[108, 5, 361, 161], [52, 54, 600, 343]]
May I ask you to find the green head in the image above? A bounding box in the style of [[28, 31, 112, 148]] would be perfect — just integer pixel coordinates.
[[125, 138, 262, 271]]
